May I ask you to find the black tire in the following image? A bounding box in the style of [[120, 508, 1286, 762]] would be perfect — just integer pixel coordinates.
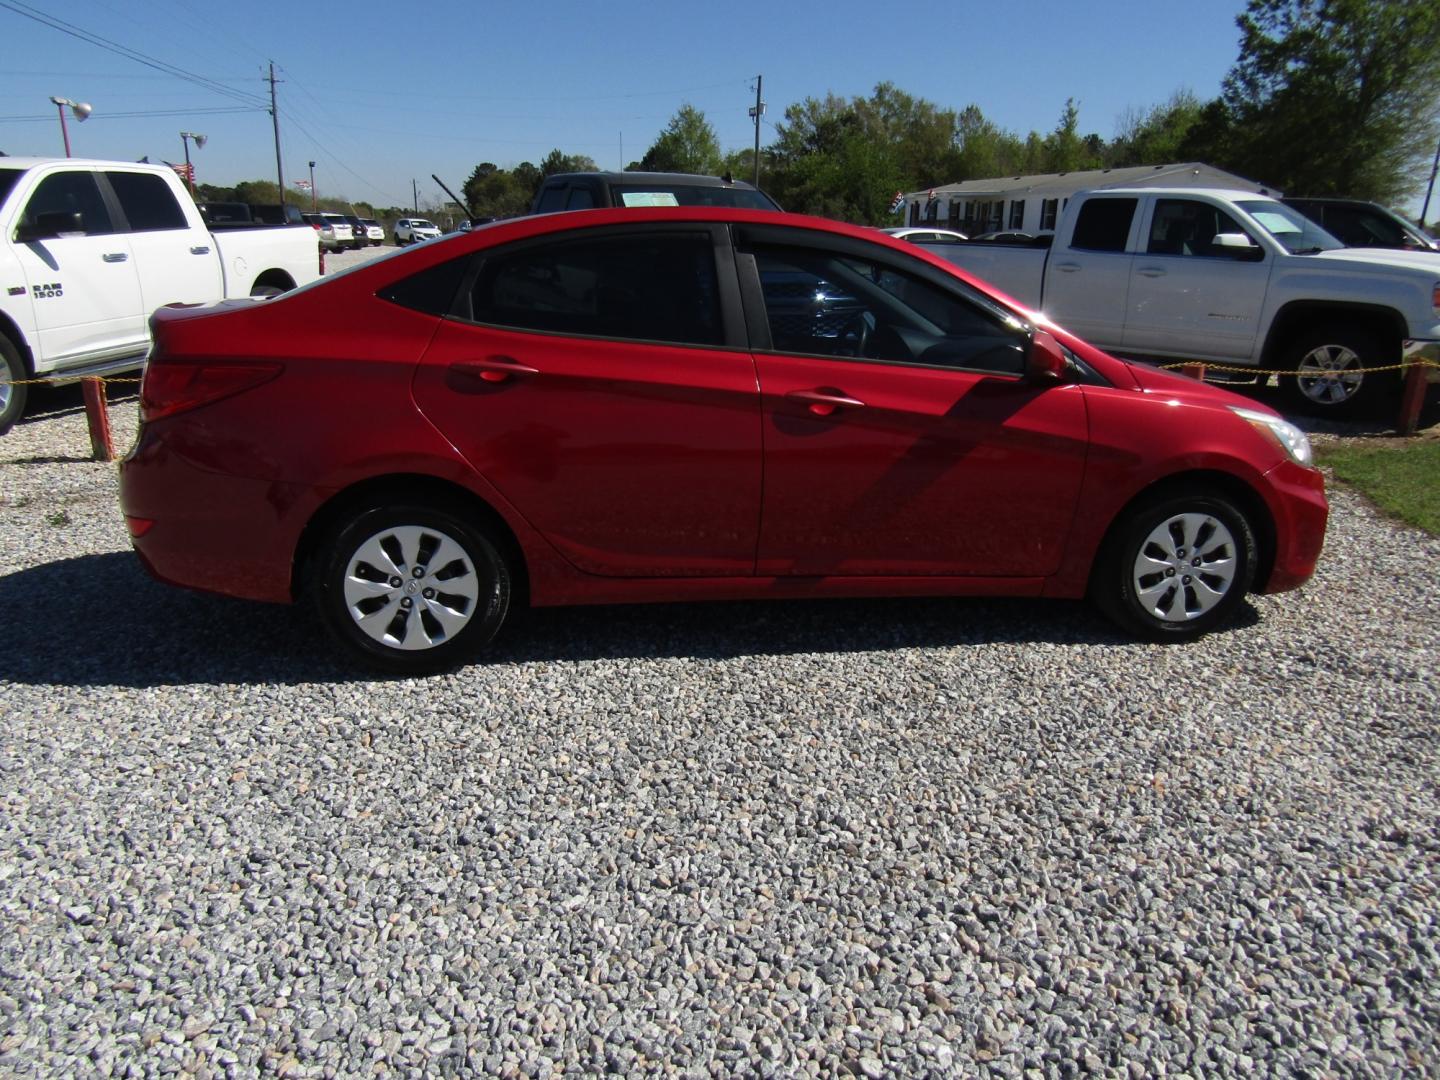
[[1280, 325, 1395, 418], [0, 335, 29, 437], [312, 502, 511, 674], [1091, 490, 1256, 641]]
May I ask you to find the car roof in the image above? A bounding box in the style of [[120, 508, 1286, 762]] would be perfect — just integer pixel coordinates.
[[545, 171, 763, 190]]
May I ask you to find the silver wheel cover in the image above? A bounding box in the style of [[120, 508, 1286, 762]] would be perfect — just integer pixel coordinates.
[[0, 379, 11, 413], [341, 525, 482, 651], [1132, 512, 1238, 622], [1296, 343, 1363, 405]]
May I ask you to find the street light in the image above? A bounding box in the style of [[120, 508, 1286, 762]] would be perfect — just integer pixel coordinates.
[[308, 160, 317, 211], [50, 96, 92, 158], [179, 131, 206, 195]]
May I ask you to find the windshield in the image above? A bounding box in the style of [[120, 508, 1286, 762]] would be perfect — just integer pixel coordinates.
[[612, 184, 779, 211], [0, 168, 22, 208], [1236, 200, 1344, 254], [414, 219, 435, 229]]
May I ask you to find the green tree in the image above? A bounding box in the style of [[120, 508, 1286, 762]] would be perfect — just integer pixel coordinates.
[[539, 149, 598, 178], [1198, 0, 1440, 199], [1109, 91, 1205, 167], [638, 105, 724, 174]]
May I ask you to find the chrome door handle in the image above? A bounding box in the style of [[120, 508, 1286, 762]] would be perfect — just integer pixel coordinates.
[[449, 358, 540, 383], [1054, 262, 1081, 273], [1137, 267, 1166, 278], [189, 245, 211, 255], [102, 252, 128, 263], [785, 389, 866, 417]]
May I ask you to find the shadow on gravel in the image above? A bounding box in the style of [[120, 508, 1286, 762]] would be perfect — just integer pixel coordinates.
[[0, 552, 1259, 688]]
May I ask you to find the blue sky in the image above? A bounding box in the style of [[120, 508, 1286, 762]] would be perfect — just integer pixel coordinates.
[[0, 1, 1365, 215]]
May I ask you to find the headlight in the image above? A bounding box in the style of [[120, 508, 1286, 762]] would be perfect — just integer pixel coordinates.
[[1230, 406, 1313, 466]]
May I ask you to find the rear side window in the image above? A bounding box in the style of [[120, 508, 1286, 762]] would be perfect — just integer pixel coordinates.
[[19, 171, 114, 235], [566, 187, 595, 210], [378, 256, 472, 316], [534, 186, 566, 213], [106, 171, 188, 232], [1070, 198, 1137, 252], [470, 232, 721, 346]]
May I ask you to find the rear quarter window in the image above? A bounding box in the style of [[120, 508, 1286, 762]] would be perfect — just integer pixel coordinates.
[[1070, 198, 1138, 252]]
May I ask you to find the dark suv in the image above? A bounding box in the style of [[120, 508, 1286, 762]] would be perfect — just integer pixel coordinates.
[[531, 171, 780, 214], [1281, 197, 1438, 252]]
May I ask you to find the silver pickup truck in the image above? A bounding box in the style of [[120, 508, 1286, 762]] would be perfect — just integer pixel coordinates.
[[921, 187, 1440, 416], [0, 158, 323, 434]]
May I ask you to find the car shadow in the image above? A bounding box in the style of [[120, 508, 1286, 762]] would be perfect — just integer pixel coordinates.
[[0, 551, 1259, 688]]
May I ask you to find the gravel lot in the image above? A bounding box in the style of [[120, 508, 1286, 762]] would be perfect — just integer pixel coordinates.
[[1, 396, 1437, 1078]]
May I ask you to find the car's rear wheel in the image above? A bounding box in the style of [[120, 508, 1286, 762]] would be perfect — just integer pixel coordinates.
[[0, 336, 29, 437], [1091, 490, 1256, 641], [313, 502, 511, 673]]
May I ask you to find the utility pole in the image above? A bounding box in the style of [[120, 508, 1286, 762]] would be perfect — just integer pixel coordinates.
[[309, 161, 317, 211], [412, 179, 419, 213], [749, 75, 765, 189], [268, 62, 285, 210], [1421, 135, 1440, 230]]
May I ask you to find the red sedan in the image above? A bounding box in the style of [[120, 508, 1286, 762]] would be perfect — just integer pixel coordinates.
[[118, 208, 1327, 672]]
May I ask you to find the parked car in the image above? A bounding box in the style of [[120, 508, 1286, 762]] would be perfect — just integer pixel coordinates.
[[1281, 197, 1439, 253], [319, 212, 355, 250], [919, 187, 1440, 416], [357, 217, 385, 246], [118, 206, 1328, 672], [883, 227, 970, 244], [394, 217, 442, 245], [249, 203, 308, 226], [531, 171, 780, 213], [0, 158, 322, 435], [301, 212, 340, 251], [340, 215, 368, 251]]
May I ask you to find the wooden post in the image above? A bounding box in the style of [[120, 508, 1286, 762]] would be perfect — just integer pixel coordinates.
[[1181, 362, 1206, 382], [1396, 359, 1428, 436], [81, 377, 114, 461]]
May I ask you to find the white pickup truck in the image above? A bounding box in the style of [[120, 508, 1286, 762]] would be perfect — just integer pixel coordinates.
[[0, 158, 322, 434], [921, 187, 1440, 416]]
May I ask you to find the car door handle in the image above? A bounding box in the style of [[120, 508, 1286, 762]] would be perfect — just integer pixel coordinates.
[[785, 389, 866, 417], [1137, 267, 1166, 278], [1054, 262, 1081, 273], [189, 245, 211, 255], [102, 252, 129, 263], [449, 358, 540, 383]]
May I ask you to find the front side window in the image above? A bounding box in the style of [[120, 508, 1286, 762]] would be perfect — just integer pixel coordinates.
[[1146, 199, 1253, 257], [1070, 198, 1137, 252], [106, 171, 187, 231], [745, 240, 1027, 375], [19, 171, 114, 236], [470, 232, 721, 346]]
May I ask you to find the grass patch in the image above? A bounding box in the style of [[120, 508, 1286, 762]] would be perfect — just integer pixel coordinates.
[[47, 508, 72, 528], [1314, 439, 1440, 536]]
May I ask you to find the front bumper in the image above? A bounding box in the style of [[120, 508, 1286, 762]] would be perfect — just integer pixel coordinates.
[[1259, 458, 1329, 594]]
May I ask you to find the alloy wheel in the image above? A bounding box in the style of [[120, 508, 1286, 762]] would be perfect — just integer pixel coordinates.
[[1296, 343, 1363, 406]]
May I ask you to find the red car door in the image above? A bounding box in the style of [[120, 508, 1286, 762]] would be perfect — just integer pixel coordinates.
[[411, 226, 762, 578], [739, 229, 1089, 578]]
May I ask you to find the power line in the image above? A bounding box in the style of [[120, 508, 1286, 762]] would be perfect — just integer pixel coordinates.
[[0, 105, 263, 122], [0, 0, 268, 109]]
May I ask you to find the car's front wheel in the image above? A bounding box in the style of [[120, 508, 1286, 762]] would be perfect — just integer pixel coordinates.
[[312, 502, 511, 673], [1091, 490, 1257, 640]]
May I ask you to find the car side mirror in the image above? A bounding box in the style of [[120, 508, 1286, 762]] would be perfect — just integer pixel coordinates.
[[1212, 232, 1264, 261], [15, 210, 84, 243], [1027, 329, 1069, 381]]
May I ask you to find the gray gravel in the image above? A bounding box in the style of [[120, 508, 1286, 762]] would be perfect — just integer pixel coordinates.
[[1, 401, 1437, 1078]]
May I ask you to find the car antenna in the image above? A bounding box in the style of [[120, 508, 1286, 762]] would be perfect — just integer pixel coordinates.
[[432, 173, 478, 224]]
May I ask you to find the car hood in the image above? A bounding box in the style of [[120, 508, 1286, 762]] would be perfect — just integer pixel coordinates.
[[1304, 247, 1440, 271], [1124, 361, 1277, 416]]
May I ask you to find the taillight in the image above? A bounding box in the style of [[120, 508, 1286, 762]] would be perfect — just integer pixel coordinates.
[[140, 361, 283, 423]]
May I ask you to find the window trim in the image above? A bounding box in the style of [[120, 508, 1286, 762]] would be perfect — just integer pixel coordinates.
[[447, 222, 747, 351]]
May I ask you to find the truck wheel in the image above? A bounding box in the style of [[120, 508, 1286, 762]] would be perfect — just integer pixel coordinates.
[[1280, 326, 1394, 417], [0, 336, 29, 437]]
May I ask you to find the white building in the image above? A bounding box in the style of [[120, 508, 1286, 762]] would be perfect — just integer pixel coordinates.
[[901, 162, 1275, 235]]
